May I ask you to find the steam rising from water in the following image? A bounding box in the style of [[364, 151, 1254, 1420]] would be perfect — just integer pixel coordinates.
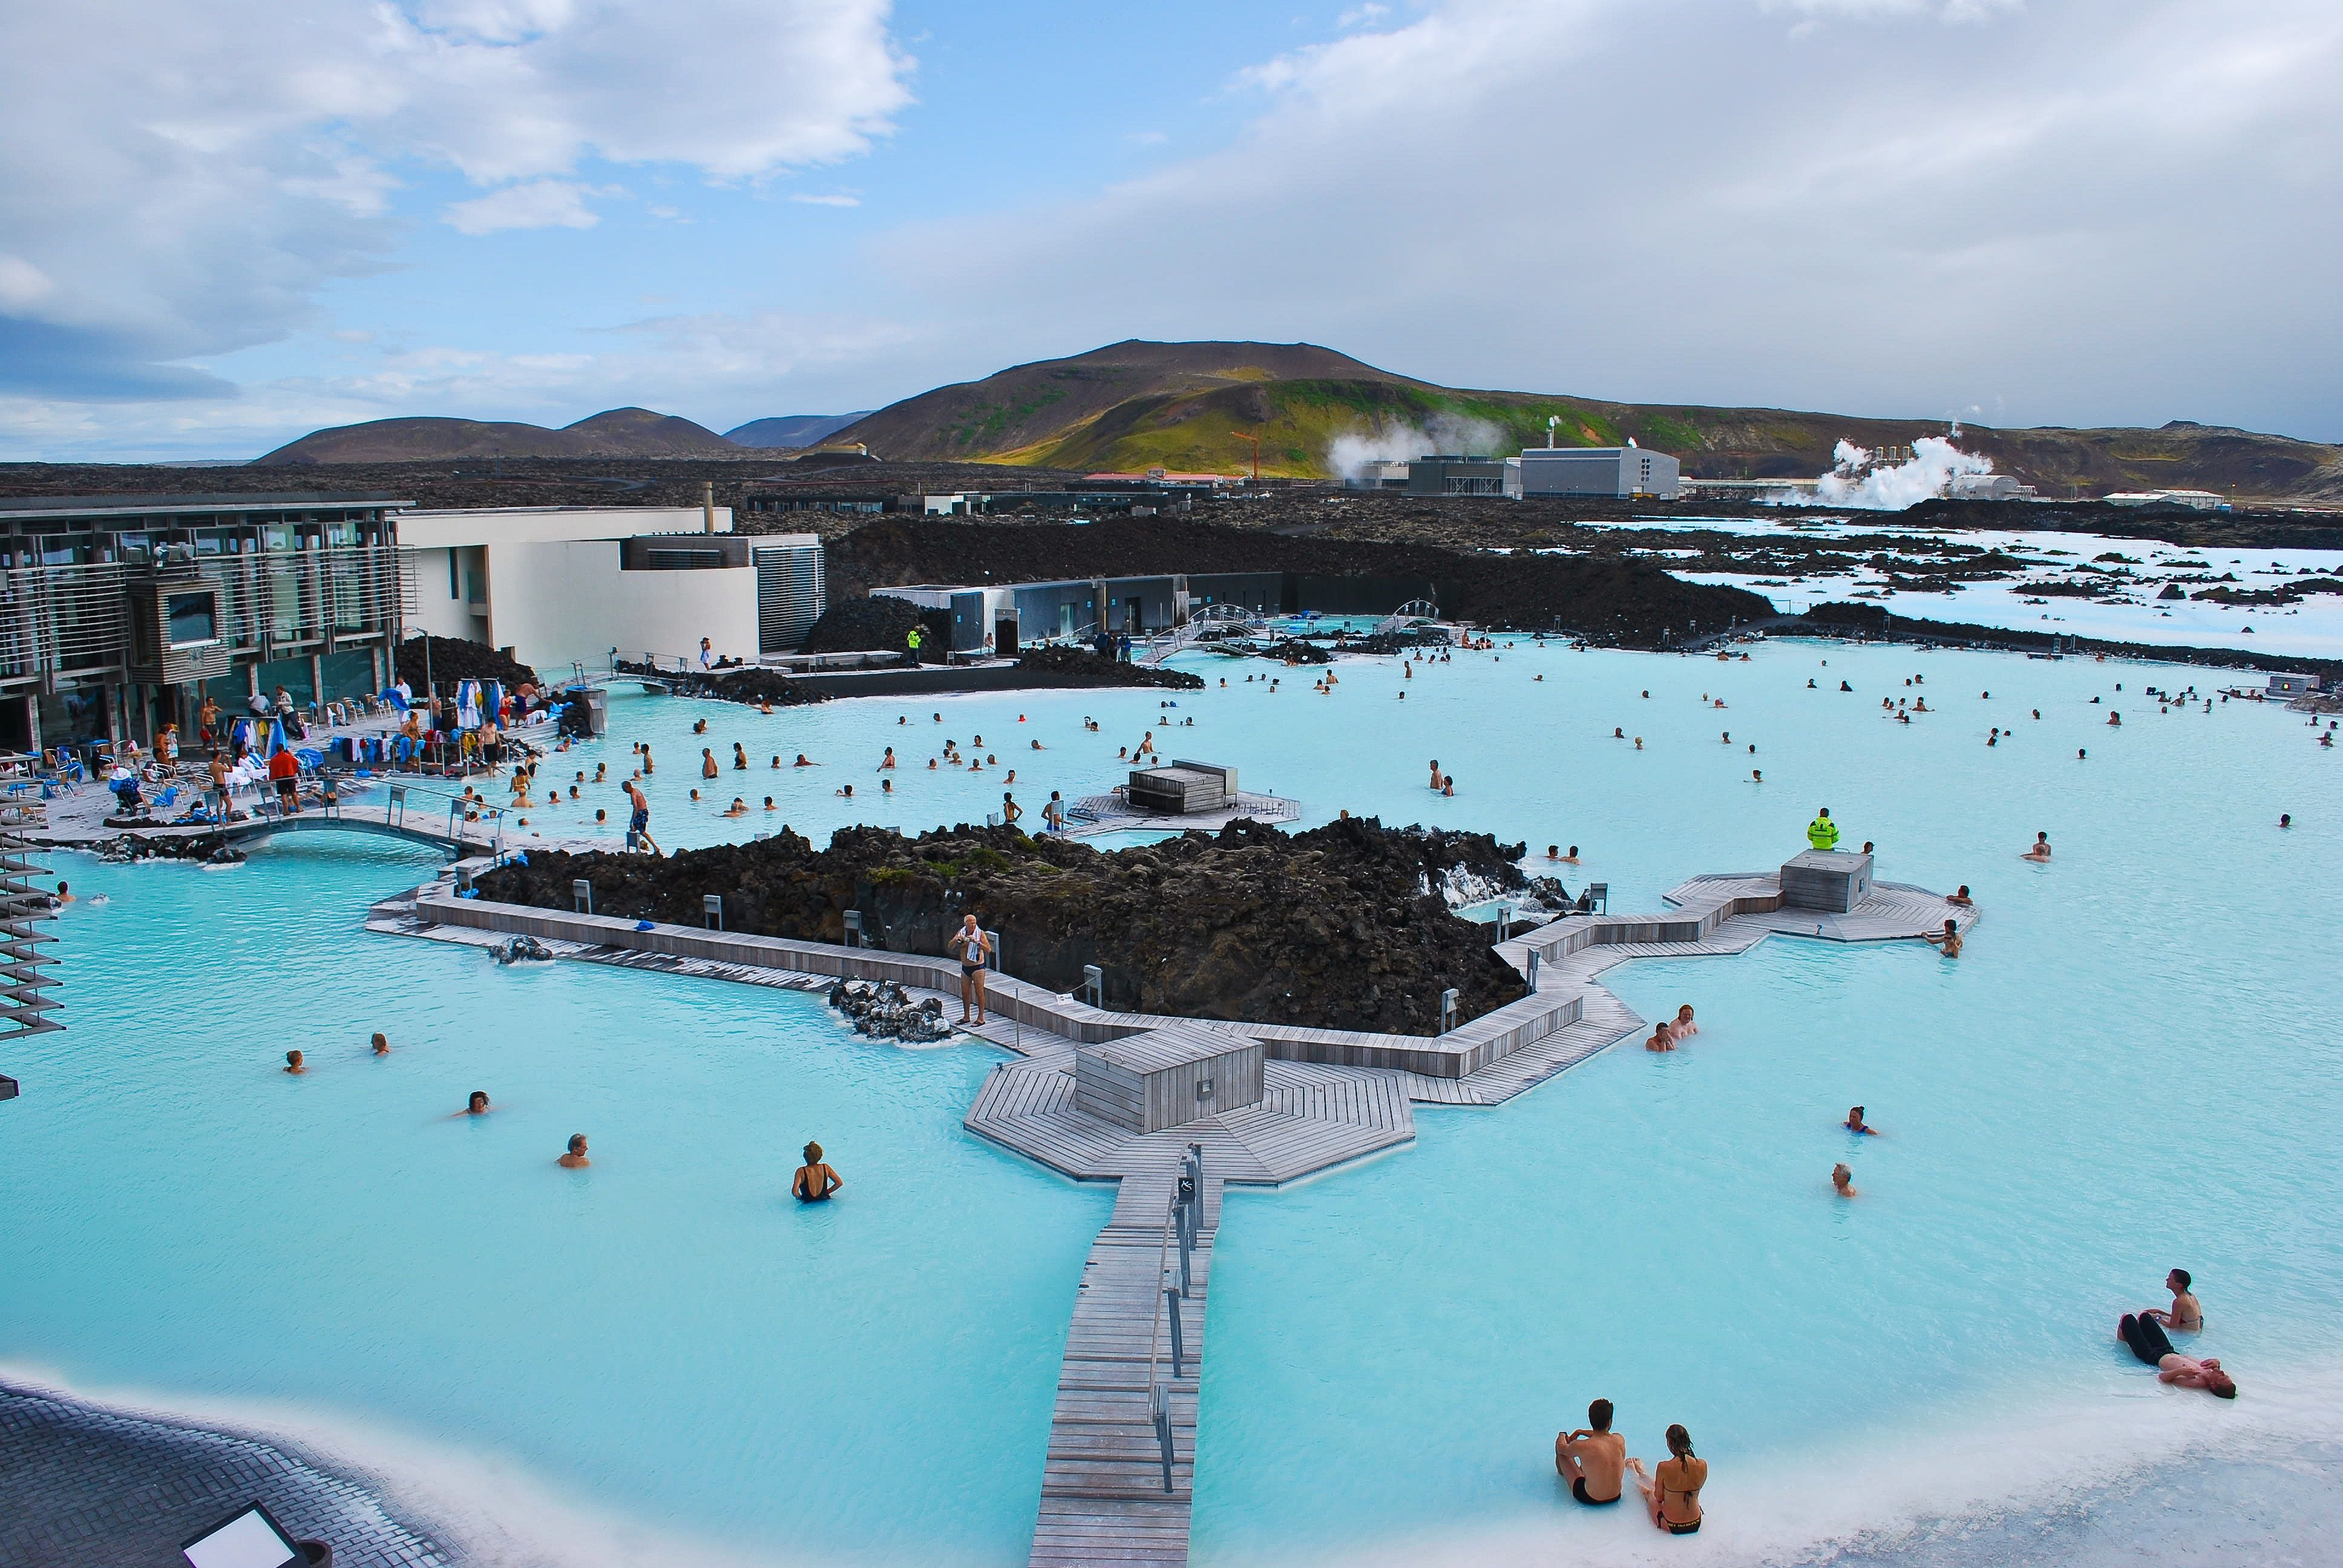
[[1328, 414, 1505, 481], [1800, 436, 1996, 511]]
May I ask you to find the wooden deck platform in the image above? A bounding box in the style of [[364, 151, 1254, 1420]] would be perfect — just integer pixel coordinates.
[[370, 855, 1978, 1566]]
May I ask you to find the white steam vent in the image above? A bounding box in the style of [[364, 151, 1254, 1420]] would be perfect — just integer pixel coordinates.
[[1804, 436, 1997, 511]]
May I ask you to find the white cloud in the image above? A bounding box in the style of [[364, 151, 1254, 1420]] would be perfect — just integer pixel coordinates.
[[0, 256, 55, 310], [882, 0, 2343, 441], [0, 0, 913, 396], [1337, 3, 1391, 26], [788, 192, 864, 207], [444, 179, 606, 234]]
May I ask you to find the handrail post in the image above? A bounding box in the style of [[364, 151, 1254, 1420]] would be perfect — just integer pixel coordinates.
[[1165, 1285, 1184, 1379]]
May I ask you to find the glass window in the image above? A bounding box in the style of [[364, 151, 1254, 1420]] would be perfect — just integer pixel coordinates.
[[166, 590, 219, 647]]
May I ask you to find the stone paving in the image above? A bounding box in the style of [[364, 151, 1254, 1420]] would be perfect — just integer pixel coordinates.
[[0, 1380, 456, 1568]]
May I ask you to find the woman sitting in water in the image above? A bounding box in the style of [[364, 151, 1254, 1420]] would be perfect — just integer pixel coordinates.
[[1668, 1005, 1699, 1040], [1627, 1425, 1706, 1535], [793, 1142, 842, 1202]]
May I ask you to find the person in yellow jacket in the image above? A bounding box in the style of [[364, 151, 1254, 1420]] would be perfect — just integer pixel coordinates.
[[1807, 807, 1840, 851]]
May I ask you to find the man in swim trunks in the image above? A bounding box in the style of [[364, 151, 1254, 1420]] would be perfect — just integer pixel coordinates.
[[2146, 1269, 2203, 1332], [1555, 1399, 1626, 1504], [949, 915, 991, 1025], [623, 779, 659, 855], [2117, 1313, 2233, 1396], [792, 1141, 842, 1201]]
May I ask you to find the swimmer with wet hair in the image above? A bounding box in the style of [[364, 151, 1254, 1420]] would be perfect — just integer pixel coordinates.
[[1644, 1024, 1676, 1053], [559, 1134, 590, 1168], [1832, 1163, 1858, 1197], [1669, 1005, 1698, 1040], [371, 1032, 390, 1056], [1947, 885, 1973, 907], [1846, 1106, 1876, 1135], [1921, 920, 1963, 958], [2022, 832, 2051, 861], [284, 1050, 306, 1074], [464, 1091, 491, 1115]]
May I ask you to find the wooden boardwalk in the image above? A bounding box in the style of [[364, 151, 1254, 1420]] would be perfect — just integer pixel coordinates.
[[373, 858, 1977, 1566]]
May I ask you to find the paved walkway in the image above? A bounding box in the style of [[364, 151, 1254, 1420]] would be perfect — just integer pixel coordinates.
[[0, 1380, 454, 1568]]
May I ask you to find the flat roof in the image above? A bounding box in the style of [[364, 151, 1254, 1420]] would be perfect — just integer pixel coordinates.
[[0, 492, 407, 519]]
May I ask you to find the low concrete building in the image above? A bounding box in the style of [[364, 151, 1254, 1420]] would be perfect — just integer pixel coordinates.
[[877, 571, 1288, 650], [398, 507, 823, 674], [1518, 446, 1681, 500], [2106, 489, 2227, 510], [1947, 474, 2040, 501]]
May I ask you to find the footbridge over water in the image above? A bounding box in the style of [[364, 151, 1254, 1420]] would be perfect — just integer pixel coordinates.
[[203, 785, 516, 859]]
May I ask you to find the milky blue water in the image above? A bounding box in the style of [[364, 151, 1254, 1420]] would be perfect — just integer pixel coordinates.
[[7, 637, 2339, 1566], [2, 840, 1110, 1567]]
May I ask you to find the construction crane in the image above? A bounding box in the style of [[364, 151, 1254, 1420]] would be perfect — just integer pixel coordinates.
[[1228, 430, 1260, 483]]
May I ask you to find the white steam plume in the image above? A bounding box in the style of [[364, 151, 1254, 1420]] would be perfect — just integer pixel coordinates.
[[1328, 413, 1505, 480], [1800, 434, 1996, 510]]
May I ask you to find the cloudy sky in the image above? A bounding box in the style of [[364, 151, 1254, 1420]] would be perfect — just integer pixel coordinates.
[[1, 0, 2337, 460]]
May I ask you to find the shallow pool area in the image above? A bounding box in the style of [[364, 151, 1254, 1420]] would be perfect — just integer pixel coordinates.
[[7, 633, 2340, 1566], [2, 841, 1110, 1566]]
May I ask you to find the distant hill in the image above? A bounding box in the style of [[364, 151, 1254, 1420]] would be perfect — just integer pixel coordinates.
[[820, 340, 2343, 504], [256, 407, 746, 465], [724, 413, 872, 449]]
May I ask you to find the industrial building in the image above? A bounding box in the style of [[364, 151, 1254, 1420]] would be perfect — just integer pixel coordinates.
[[398, 506, 824, 675], [1518, 445, 1681, 500], [1405, 456, 1511, 497], [0, 492, 405, 754]]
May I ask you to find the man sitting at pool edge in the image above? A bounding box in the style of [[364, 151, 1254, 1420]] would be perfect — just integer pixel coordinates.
[[1555, 1398, 1625, 1505]]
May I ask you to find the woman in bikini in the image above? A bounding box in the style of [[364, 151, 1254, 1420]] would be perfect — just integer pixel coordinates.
[[1628, 1424, 1706, 1535]]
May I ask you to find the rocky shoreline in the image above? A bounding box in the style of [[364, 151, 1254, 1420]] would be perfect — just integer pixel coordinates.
[[472, 816, 1534, 1034]]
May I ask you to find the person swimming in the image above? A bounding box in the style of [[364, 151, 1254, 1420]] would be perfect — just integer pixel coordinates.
[[793, 1141, 842, 1201], [1845, 1106, 1876, 1135], [464, 1091, 491, 1115], [1669, 1005, 1698, 1040], [284, 1050, 306, 1074], [1627, 1425, 1706, 1535], [1644, 1024, 1676, 1053], [2022, 832, 2051, 861], [559, 1133, 590, 1168], [1832, 1163, 1858, 1197], [371, 1032, 390, 1056], [1922, 920, 1963, 957], [1947, 885, 1974, 907], [723, 797, 748, 817]]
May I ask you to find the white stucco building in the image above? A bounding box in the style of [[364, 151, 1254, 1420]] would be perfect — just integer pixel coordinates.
[[396, 506, 824, 676]]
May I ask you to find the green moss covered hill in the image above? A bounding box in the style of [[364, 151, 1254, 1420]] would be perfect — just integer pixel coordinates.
[[825, 340, 2342, 505]]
